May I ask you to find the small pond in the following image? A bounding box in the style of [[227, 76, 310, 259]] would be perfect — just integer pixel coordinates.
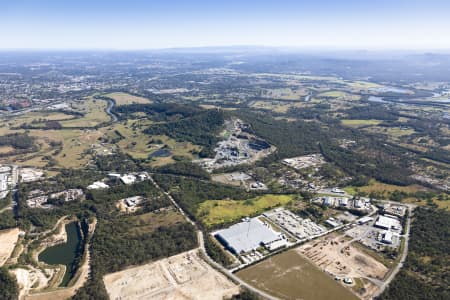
[[38, 222, 82, 286]]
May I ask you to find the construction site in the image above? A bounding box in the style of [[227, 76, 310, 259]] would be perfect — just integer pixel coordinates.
[[298, 233, 389, 299], [211, 172, 267, 191], [282, 154, 326, 170], [103, 249, 239, 300], [116, 196, 143, 213]]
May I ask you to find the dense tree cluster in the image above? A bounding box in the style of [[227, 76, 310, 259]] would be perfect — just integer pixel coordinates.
[[0, 133, 34, 149], [153, 174, 254, 223], [87, 180, 170, 218], [72, 221, 197, 300], [320, 143, 413, 186], [234, 110, 325, 159], [114, 103, 202, 122], [233, 110, 414, 186], [204, 234, 233, 267], [154, 161, 210, 180], [0, 267, 18, 300], [0, 210, 16, 230], [95, 152, 139, 173], [378, 208, 450, 300], [340, 103, 399, 121], [145, 109, 224, 157]]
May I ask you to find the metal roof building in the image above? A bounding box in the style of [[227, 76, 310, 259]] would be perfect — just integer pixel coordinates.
[[375, 215, 400, 230], [215, 218, 281, 254]]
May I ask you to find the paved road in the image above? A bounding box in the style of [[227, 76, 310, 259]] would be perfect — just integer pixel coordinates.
[[150, 175, 414, 299], [148, 175, 279, 300], [372, 204, 413, 298]]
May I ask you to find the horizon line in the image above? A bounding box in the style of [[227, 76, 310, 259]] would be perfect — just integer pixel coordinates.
[[0, 45, 450, 53]]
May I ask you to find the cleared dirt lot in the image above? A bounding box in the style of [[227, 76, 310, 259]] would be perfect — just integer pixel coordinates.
[[298, 233, 388, 279], [0, 227, 20, 266], [104, 249, 239, 300], [297, 233, 388, 299], [237, 249, 358, 300]]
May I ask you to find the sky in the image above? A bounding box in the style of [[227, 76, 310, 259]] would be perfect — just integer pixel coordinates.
[[1, 0, 449, 50]]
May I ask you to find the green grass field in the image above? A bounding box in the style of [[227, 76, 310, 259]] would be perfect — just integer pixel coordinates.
[[344, 179, 428, 199], [345, 80, 383, 90], [105, 92, 152, 106], [317, 90, 361, 101], [341, 119, 383, 127], [127, 209, 186, 235], [59, 98, 110, 127], [111, 119, 200, 163], [0, 111, 76, 129], [197, 194, 295, 227]]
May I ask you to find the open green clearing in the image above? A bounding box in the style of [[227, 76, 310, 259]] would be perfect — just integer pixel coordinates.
[[59, 99, 110, 127], [341, 119, 383, 127], [344, 179, 428, 198], [127, 210, 186, 235], [0, 111, 76, 129], [317, 90, 360, 101], [112, 119, 200, 163], [105, 92, 152, 106], [197, 194, 295, 227]]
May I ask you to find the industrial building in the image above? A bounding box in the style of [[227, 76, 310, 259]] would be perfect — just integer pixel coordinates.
[[381, 231, 394, 244], [87, 181, 110, 190], [215, 218, 285, 254], [374, 215, 401, 230], [0, 173, 8, 191], [120, 174, 137, 185], [358, 216, 374, 225]]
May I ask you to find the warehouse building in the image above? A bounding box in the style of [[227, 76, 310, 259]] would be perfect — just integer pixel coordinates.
[[374, 215, 401, 230], [215, 218, 285, 254]]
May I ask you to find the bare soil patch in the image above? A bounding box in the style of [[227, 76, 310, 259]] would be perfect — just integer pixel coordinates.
[[297, 233, 389, 299], [0, 227, 20, 266], [104, 249, 239, 300]]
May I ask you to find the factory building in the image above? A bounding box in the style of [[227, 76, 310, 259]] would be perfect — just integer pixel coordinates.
[[0, 173, 8, 191], [381, 231, 394, 244], [358, 216, 374, 225], [375, 215, 401, 230], [215, 218, 286, 254]]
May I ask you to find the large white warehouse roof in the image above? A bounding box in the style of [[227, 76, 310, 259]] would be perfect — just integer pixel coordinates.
[[215, 218, 280, 254]]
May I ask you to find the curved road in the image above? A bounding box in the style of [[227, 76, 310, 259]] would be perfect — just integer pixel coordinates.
[[148, 175, 278, 300], [149, 175, 414, 300], [372, 203, 413, 298]]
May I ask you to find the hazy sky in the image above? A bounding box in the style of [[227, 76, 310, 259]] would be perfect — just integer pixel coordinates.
[[1, 0, 449, 50]]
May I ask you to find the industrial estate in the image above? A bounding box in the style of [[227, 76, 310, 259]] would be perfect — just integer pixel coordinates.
[[0, 48, 448, 300]]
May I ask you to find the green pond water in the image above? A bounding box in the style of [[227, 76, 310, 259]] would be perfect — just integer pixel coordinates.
[[38, 222, 82, 286]]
